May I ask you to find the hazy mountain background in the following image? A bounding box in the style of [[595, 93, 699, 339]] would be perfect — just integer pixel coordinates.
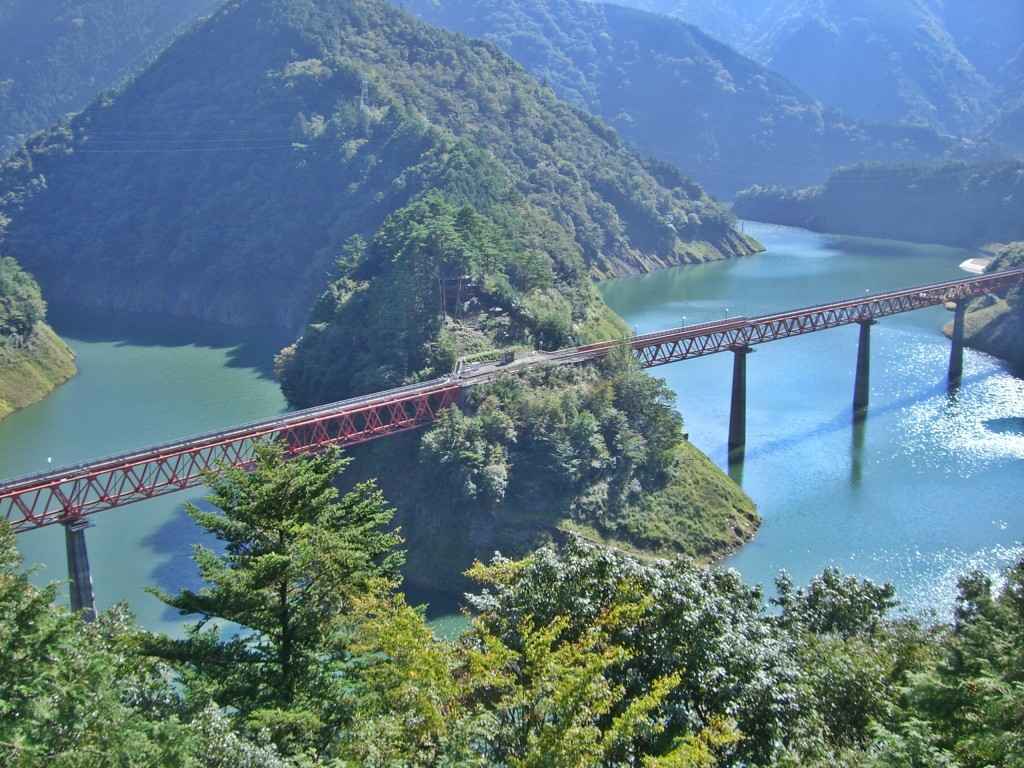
[[0, 0, 221, 155], [608, 0, 1024, 139], [406, 0, 985, 196]]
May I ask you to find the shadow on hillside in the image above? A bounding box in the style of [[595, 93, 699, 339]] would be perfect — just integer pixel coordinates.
[[48, 306, 292, 379]]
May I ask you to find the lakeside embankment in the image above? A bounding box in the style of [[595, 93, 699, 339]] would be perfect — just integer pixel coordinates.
[[946, 243, 1024, 372]]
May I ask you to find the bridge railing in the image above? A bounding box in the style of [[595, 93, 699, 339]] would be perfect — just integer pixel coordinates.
[[0, 382, 461, 532], [2, 267, 1023, 531]]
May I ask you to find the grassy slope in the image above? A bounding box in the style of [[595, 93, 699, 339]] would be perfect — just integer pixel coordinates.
[[0, 323, 76, 418], [342, 363, 758, 594], [566, 440, 759, 564]]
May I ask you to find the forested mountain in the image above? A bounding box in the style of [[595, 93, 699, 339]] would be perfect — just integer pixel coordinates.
[[988, 49, 1024, 153], [941, 0, 1024, 88], [0, 0, 221, 155], [599, 0, 762, 50], [0, 0, 754, 332], [734, 161, 1024, 247], [274, 193, 757, 589], [0, 0, 761, 576], [610, 0, 1022, 138], [752, 0, 995, 135], [407, 0, 968, 196]]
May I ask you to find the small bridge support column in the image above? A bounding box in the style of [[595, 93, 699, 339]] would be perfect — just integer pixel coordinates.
[[728, 346, 754, 455], [64, 519, 96, 622], [948, 299, 968, 382], [853, 320, 876, 418]]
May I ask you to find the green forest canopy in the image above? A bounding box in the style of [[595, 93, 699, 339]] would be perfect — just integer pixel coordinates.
[[0, 0, 220, 155], [0, 255, 45, 339], [0, 0, 753, 333], [2, 448, 1021, 766]]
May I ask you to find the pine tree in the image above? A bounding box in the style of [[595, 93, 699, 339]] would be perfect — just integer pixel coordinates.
[[145, 443, 403, 756]]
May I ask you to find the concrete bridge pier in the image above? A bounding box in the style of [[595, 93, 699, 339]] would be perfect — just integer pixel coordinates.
[[728, 346, 754, 456], [64, 519, 96, 622], [853, 320, 876, 418], [948, 299, 968, 383]]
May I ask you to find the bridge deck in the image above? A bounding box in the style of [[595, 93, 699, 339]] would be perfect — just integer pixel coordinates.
[[3, 267, 1022, 532]]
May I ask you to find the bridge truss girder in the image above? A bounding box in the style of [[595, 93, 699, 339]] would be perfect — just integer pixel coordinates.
[[0, 385, 461, 533]]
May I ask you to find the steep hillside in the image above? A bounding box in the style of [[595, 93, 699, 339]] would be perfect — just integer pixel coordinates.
[[991, 104, 1024, 155], [0, 252, 76, 418], [0, 0, 220, 155], [940, 0, 1024, 88], [276, 191, 759, 589], [753, 0, 995, 135], [0, 0, 755, 333], [951, 243, 1024, 371], [734, 161, 1024, 247], [610, 0, 1007, 136], [408, 0, 961, 196], [345, 361, 759, 593], [599, 0, 762, 50], [988, 49, 1024, 154]]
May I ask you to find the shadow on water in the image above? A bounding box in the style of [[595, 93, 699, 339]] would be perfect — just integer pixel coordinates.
[[850, 417, 867, 490], [139, 497, 223, 623], [727, 450, 745, 486], [405, 584, 471, 640], [716, 366, 996, 469], [48, 307, 293, 379], [985, 417, 1024, 436]]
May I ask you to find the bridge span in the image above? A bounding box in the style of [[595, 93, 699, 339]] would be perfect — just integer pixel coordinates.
[[3, 267, 1022, 618]]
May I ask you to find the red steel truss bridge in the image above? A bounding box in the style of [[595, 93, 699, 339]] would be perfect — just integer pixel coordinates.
[[3, 267, 1023, 535]]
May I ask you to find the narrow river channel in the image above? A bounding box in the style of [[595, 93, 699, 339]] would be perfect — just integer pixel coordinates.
[[6, 222, 1023, 632]]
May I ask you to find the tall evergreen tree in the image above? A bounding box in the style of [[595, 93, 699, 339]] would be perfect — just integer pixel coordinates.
[[145, 444, 403, 756]]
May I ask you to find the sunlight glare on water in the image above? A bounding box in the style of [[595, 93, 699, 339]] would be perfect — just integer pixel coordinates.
[[602, 222, 1024, 620]]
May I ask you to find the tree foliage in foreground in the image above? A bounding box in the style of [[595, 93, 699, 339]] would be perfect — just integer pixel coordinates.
[[144, 443, 403, 759], [1, 447, 1022, 766]]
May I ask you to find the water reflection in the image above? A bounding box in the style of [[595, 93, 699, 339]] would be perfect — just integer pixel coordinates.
[[6, 327, 289, 635], [728, 450, 745, 486], [850, 417, 867, 490]]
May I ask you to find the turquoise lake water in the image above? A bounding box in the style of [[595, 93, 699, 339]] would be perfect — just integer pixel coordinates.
[[6, 222, 1023, 631], [602, 222, 1024, 616]]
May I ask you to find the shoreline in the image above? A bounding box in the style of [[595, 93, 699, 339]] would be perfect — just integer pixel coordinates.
[[959, 257, 993, 274]]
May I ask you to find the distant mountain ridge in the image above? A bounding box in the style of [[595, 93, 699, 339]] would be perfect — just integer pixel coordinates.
[[609, 0, 1022, 139], [406, 0, 974, 196], [0, 0, 221, 155]]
